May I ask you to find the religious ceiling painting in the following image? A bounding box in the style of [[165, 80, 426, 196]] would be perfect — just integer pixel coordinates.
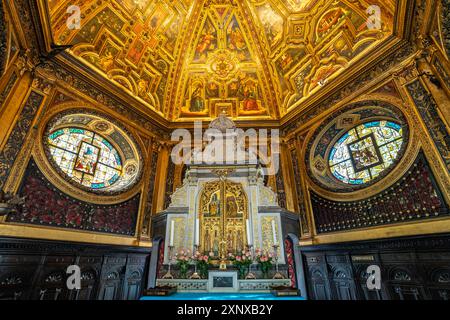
[[177, 5, 272, 120], [49, 0, 398, 121], [50, 0, 193, 114]]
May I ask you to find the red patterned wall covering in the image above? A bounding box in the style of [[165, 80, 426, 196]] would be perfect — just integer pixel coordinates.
[[284, 238, 297, 288], [7, 159, 140, 235], [311, 152, 449, 234], [156, 239, 165, 279]]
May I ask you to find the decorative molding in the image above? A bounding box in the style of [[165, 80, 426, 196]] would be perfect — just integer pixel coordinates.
[[441, 0, 450, 59], [0, 72, 18, 107], [406, 79, 450, 172], [141, 148, 159, 239], [289, 147, 309, 236], [0, 90, 44, 189], [281, 43, 416, 135], [0, 1, 7, 76], [36, 61, 169, 139]]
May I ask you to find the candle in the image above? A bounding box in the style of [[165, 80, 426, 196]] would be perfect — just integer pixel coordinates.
[[271, 220, 278, 245], [195, 218, 200, 246], [169, 220, 175, 246], [246, 219, 252, 245]]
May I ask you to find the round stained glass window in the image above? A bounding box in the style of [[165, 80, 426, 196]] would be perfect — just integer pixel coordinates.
[[47, 128, 123, 190], [328, 121, 404, 185]]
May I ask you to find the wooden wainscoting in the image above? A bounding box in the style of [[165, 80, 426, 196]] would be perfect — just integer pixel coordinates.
[[0, 237, 150, 300], [300, 233, 450, 300]]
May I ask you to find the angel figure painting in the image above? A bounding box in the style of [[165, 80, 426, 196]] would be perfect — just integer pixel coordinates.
[[194, 20, 217, 63]]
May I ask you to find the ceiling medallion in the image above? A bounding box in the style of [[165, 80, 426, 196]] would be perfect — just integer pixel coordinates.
[[207, 49, 240, 81]]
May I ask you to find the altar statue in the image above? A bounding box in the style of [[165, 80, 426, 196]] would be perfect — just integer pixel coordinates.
[[236, 230, 243, 253], [213, 230, 219, 255], [209, 193, 220, 216], [226, 196, 238, 217], [204, 229, 211, 252]]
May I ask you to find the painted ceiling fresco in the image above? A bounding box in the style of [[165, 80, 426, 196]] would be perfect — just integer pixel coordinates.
[[49, 0, 396, 121]]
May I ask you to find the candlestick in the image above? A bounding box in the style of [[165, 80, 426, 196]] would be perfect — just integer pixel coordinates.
[[245, 244, 256, 280], [190, 244, 201, 279], [162, 245, 175, 279], [195, 218, 200, 246], [272, 244, 285, 279], [169, 220, 175, 247], [246, 219, 252, 245], [271, 220, 278, 245]]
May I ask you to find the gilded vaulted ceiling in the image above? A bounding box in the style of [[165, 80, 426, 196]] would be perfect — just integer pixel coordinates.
[[48, 0, 397, 122]]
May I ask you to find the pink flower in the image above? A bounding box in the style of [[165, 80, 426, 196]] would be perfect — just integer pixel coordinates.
[[203, 256, 209, 262], [246, 252, 251, 257], [236, 256, 241, 261], [180, 250, 185, 255]]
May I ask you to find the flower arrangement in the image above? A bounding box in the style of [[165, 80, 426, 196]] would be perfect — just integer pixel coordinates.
[[255, 249, 273, 278], [192, 251, 212, 279], [174, 249, 191, 279], [229, 249, 253, 279]]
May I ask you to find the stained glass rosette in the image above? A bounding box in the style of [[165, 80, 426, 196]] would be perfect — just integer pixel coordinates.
[[47, 128, 123, 190], [328, 121, 403, 185]]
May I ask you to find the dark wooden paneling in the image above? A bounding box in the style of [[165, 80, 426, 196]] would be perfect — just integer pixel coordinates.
[[300, 233, 450, 300], [0, 237, 150, 300]]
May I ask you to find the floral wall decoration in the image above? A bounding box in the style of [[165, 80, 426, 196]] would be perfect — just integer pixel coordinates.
[[8, 159, 140, 236]]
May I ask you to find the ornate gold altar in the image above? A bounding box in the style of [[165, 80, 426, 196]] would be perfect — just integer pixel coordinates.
[[199, 179, 248, 261]]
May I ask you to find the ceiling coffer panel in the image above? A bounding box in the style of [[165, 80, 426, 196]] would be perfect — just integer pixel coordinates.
[[49, 0, 397, 122]]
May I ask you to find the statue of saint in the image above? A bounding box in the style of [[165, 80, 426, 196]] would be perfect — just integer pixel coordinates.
[[227, 232, 233, 253], [226, 197, 238, 217], [236, 230, 243, 253], [209, 193, 220, 216], [204, 229, 210, 252], [213, 238, 219, 256]]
